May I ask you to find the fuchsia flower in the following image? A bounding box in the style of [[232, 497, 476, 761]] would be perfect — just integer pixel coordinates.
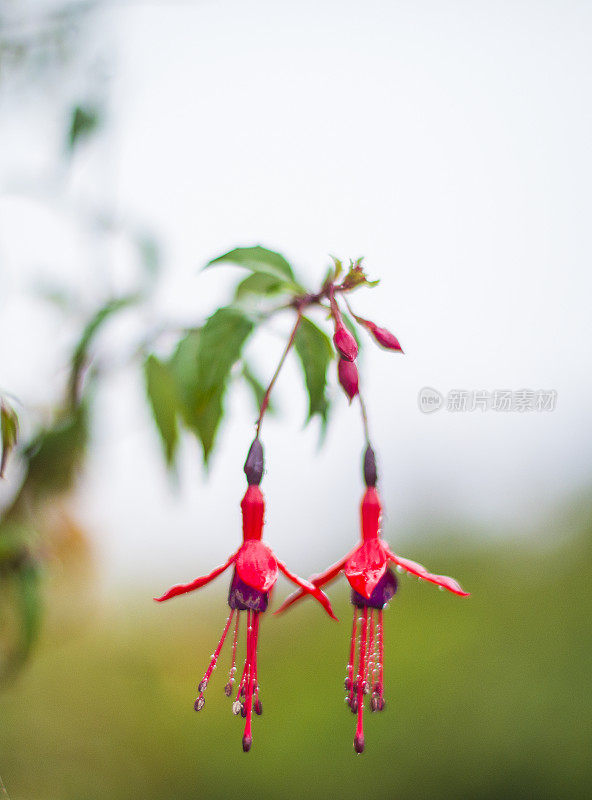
[[277, 445, 469, 754], [155, 439, 336, 752]]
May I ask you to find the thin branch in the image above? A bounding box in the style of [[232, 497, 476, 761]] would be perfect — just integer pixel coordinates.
[[255, 311, 303, 437]]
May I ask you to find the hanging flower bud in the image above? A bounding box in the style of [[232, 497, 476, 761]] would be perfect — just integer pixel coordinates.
[[244, 437, 264, 485], [345, 307, 403, 353], [363, 445, 377, 488], [366, 323, 402, 352], [338, 357, 359, 402], [329, 287, 358, 361], [333, 326, 358, 362]]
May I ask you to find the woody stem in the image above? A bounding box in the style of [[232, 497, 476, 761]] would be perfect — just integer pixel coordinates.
[[255, 310, 303, 437]]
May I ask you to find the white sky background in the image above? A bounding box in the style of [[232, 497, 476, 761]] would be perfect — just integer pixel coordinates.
[[1, 0, 592, 586]]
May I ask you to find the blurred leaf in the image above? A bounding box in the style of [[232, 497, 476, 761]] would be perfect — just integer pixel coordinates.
[[206, 246, 304, 289], [234, 272, 287, 300], [0, 400, 19, 478], [136, 234, 161, 284], [242, 363, 275, 417], [69, 296, 137, 408], [67, 104, 101, 151], [170, 308, 254, 463], [294, 316, 334, 427], [14, 558, 41, 671], [23, 404, 88, 499], [144, 356, 179, 468], [0, 521, 41, 679]]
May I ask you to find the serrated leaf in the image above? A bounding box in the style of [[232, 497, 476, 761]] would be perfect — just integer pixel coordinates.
[[206, 245, 304, 289], [242, 363, 275, 417], [234, 272, 287, 300], [294, 316, 334, 427], [170, 309, 255, 463], [0, 400, 19, 478], [144, 355, 179, 467]]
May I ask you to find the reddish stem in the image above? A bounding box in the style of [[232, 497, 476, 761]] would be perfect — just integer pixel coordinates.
[[255, 310, 303, 437]]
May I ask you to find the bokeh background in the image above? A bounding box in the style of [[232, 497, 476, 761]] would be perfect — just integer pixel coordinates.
[[1, 1, 591, 798]]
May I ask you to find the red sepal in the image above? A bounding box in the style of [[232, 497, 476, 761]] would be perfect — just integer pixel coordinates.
[[276, 558, 338, 620], [274, 547, 357, 614], [154, 549, 240, 601], [343, 540, 389, 598], [235, 540, 279, 592], [385, 547, 470, 596]]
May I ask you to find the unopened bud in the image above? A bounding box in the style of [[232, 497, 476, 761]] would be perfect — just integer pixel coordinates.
[[194, 696, 205, 712], [363, 445, 377, 487], [344, 677, 352, 691], [370, 696, 378, 712], [338, 357, 359, 402], [244, 437, 264, 485], [363, 681, 370, 695], [198, 679, 207, 693], [350, 697, 358, 714], [254, 699, 263, 715], [224, 682, 233, 697], [368, 323, 402, 352], [354, 733, 365, 754], [232, 700, 242, 715], [242, 734, 252, 753], [240, 704, 247, 718], [333, 326, 358, 362], [376, 697, 386, 711]]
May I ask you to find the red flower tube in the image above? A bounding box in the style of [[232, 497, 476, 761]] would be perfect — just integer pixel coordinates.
[[276, 446, 468, 754], [155, 439, 336, 752]]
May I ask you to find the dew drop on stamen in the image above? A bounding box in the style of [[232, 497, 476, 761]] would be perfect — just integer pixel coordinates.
[[194, 696, 205, 712], [232, 700, 242, 715]]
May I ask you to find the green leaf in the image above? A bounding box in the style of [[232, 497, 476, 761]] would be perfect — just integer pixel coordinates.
[[234, 272, 287, 301], [67, 105, 101, 151], [24, 405, 88, 499], [242, 363, 275, 417], [0, 400, 19, 478], [206, 246, 304, 288], [294, 316, 334, 427], [0, 537, 42, 678], [69, 296, 138, 408], [144, 355, 179, 467], [170, 308, 255, 463]]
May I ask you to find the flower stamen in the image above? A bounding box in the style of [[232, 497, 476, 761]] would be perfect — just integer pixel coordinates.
[[354, 607, 368, 753], [194, 610, 235, 710]]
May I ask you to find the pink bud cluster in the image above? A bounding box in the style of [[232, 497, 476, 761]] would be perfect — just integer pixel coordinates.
[[330, 289, 402, 403], [330, 293, 360, 403]]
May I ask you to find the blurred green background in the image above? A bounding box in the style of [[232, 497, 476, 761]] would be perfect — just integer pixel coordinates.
[[1, 508, 590, 800]]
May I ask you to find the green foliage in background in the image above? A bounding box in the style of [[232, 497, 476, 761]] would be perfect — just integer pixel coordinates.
[[0, 518, 590, 799]]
